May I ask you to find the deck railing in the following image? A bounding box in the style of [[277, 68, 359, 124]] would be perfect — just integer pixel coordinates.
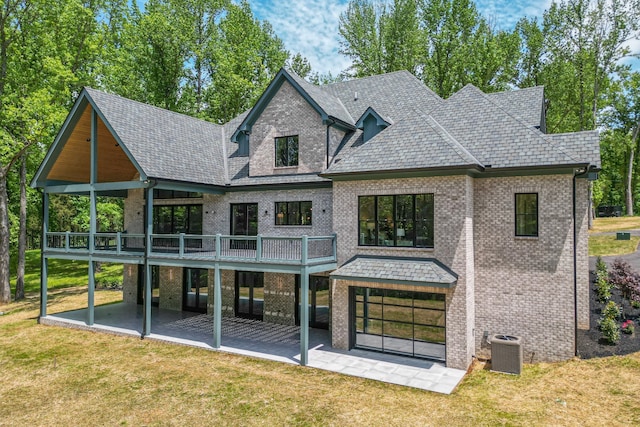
[[45, 232, 337, 265]]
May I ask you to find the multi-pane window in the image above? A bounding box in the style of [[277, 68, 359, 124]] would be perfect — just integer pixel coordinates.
[[153, 189, 202, 199], [275, 201, 312, 225], [515, 193, 538, 237], [358, 194, 434, 248], [275, 135, 299, 167], [153, 205, 203, 234]]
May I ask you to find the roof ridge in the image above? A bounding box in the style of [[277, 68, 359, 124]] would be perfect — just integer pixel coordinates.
[[324, 70, 415, 88], [84, 87, 222, 129], [422, 113, 484, 167]]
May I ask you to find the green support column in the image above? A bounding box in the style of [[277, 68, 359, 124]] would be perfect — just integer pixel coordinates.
[[143, 187, 153, 336], [300, 235, 309, 366], [87, 258, 95, 325], [87, 107, 98, 326], [40, 191, 49, 319], [213, 264, 222, 348]]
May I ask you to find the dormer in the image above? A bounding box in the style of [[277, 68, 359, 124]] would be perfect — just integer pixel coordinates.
[[355, 107, 391, 143]]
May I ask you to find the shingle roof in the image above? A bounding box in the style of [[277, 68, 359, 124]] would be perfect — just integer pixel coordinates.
[[330, 256, 458, 287], [85, 88, 226, 186], [325, 111, 482, 175], [322, 70, 443, 124], [427, 84, 580, 169], [486, 86, 544, 128], [287, 72, 354, 125], [546, 131, 601, 169]]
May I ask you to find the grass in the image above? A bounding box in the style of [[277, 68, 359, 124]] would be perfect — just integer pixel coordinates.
[[9, 249, 123, 294], [589, 235, 640, 256], [1, 291, 640, 426], [590, 216, 640, 233]]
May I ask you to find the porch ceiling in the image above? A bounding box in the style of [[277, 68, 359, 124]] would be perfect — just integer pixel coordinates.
[[47, 105, 139, 183]]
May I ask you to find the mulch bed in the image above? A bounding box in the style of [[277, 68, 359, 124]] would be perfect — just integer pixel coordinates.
[[577, 267, 640, 359]]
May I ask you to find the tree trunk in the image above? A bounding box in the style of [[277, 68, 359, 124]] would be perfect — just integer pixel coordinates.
[[627, 145, 635, 216], [0, 172, 11, 304], [15, 154, 27, 300]]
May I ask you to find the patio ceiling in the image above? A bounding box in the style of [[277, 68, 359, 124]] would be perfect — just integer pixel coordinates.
[[47, 104, 139, 184]]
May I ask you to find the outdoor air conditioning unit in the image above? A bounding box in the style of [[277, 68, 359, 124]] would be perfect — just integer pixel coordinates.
[[490, 334, 523, 375]]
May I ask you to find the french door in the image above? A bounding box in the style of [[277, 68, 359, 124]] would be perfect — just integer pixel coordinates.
[[230, 203, 258, 249], [183, 268, 208, 313], [296, 275, 330, 330], [235, 271, 264, 320]]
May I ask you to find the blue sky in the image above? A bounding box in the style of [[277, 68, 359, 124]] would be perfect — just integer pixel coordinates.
[[249, 0, 639, 76]]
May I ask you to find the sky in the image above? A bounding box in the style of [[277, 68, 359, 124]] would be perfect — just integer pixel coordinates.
[[249, 0, 639, 76]]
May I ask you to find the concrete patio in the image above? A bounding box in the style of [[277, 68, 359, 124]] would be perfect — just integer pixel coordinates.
[[40, 303, 466, 394]]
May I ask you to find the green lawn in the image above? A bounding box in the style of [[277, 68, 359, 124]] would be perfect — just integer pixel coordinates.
[[589, 235, 640, 256], [0, 289, 639, 425], [9, 249, 123, 294]]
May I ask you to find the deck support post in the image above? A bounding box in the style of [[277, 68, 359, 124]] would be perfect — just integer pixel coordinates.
[[299, 235, 309, 366], [87, 108, 98, 326], [143, 187, 154, 336], [40, 191, 49, 319], [213, 263, 222, 348]]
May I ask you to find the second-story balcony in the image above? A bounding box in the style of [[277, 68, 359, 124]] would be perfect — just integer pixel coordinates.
[[44, 232, 337, 267]]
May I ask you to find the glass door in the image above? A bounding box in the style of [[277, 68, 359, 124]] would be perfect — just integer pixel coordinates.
[[183, 268, 208, 313], [296, 275, 330, 330], [235, 271, 264, 320], [230, 203, 258, 249]]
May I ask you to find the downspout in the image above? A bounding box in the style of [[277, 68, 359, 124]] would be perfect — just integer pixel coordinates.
[[142, 179, 157, 339], [573, 166, 589, 356]]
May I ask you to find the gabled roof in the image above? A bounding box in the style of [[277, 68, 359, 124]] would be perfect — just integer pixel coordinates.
[[486, 86, 545, 129], [325, 110, 483, 175], [355, 107, 392, 129], [231, 68, 355, 142], [84, 88, 227, 186], [33, 88, 228, 188]]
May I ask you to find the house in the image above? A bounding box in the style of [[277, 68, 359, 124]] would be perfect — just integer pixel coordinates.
[[32, 68, 600, 370]]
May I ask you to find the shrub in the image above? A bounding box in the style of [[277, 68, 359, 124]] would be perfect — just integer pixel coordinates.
[[595, 274, 612, 303], [609, 259, 640, 304], [599, 301, 622, 344], [596, 256, 607, 275], [602, 300, 622, 319], [599, 317, 621, 344], [622, 320, 635, 334]]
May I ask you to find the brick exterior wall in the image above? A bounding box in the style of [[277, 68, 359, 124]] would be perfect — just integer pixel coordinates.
[[158, 267, 182, 311], [263, 273, 297, 325], [331, 175, 475, 369], [122, 264, 138, 304], [473, 175, 582, 362], [249, 80, 345, 176]]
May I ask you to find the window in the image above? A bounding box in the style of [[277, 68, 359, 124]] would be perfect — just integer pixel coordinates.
[[275, 135, 299, 167], [153, 205, 203, 234], [358, 194, 434, 248], [153, 189, 202, 199], [515, 193, 538, 237], [275, 201, 312, 225]]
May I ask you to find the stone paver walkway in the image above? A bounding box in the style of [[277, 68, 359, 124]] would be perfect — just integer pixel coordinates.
[[40, 303, 465, 394]]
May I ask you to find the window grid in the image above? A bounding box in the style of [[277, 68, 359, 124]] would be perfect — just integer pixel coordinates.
[[275, 135, 299, 167], [515, 193, 538, 237], [358, 194, 434, 248], [275, 201, 312, 226]]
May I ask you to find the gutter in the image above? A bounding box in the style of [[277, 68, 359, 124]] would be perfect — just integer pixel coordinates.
[[573, 166, 589, 356]]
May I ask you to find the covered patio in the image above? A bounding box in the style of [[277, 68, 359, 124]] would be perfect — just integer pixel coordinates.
[[41, 303, 466, 394]]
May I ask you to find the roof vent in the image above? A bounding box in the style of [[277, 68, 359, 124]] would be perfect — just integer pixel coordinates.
[[354, 91, 358, 101]]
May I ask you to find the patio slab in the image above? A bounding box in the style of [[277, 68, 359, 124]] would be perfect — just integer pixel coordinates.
[[40, 302, 465, 394]]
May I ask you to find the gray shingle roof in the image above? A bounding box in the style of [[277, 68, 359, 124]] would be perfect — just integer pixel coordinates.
[[325, 111, 482, 175], [322, 70, 442, 124], [85, 88, 226, 186], [486, 86, 545, 128], [330, 256, 458, 287], [427, 84, 580, 169], [287, 72, 354, 125], [546, 131, 601, 169]]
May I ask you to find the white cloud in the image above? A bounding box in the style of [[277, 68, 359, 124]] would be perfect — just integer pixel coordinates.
[[250, 0, 352, 76], [475, 0, 552, 29]]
